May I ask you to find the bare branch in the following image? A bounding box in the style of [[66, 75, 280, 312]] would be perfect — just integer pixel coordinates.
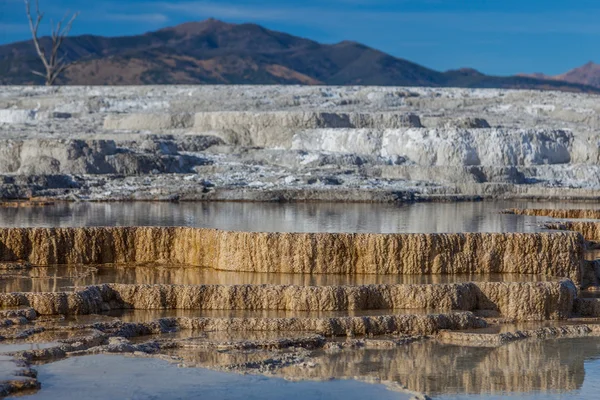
[[55, 62, 73, 77], [55, 12, 78, 52], [24, 0, 79, 86], [31, 70, 46, 77], [24, 0, 49, 70]]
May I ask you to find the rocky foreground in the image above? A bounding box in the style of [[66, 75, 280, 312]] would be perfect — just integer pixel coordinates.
[[2, 85, 600, 202], [1, 218, 600, 397]]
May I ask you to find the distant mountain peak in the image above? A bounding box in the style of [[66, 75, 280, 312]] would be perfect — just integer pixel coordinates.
[[554, 62, 600, 88], [336, 40, 360, 46], [160, 18, 234, 36], [518, 61, 600, 89], [445, 68, 484, 76]]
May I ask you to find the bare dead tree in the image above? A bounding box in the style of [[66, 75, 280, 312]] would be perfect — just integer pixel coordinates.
[[24, 0, 79, 86]]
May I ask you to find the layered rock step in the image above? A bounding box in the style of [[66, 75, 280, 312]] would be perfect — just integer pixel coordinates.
[[1, 217, 598, 395], [0, 228, 583, 282], [0, 227, 586, 325], [506, 210, 600, 293], [104, 111, 423, 147], [0, 137, 221, 175], [100, 111, 589, 167], [0, 279, 576, 321]]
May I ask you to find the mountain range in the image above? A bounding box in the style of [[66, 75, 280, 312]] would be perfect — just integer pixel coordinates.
[[0, 18, 598, 92], [519, 62, 600, 89]]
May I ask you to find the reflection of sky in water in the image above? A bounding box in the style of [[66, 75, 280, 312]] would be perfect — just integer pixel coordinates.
[[0, 200, 594, 233], [23, 355, 411, 400]]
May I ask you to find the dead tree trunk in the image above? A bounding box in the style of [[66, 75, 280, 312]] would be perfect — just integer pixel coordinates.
[[24, 0, 79, 86]]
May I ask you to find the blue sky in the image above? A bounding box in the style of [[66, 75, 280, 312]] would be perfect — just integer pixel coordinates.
[[0, 0, 598, 75]]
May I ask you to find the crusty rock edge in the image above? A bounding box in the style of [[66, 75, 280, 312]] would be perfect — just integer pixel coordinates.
[[0, 227, 584, 284]]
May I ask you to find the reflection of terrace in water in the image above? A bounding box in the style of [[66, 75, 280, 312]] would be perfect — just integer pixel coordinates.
[[101, 308, 449, 320], [168, 336, 598, 396], [0, 200, 591, 233], [0, 264, 553, 293]]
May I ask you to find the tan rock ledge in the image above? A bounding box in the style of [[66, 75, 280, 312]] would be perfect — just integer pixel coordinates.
[[504, 208, 600, 219], [0, 227, 584, 284], [546, 221, 600, 242], [0, 280, 576, 321]]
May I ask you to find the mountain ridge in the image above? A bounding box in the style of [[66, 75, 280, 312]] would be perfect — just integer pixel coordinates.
[[519, 62, 600, 89], [0, 19, 598, 92]]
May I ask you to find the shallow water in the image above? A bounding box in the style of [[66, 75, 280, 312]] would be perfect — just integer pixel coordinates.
[[15, 337, 600, 399], [10, 354, 415, 400], [0, 264, 551, 293], [0, 342, 60, 354], [0, 200, 595, 232], [167, 336, 600, 399]]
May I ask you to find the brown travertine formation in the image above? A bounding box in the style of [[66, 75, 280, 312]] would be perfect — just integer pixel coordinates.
[[504, 208, 600, 219], [475, 280, 576, 320], [546, 221, 600, 242], [438, 324, 600, 346], [0, 280, 576, 320], [0, 227, 584, 283], [168, 312, 485, 336], [0, 222, 594, 397], [109, 283, 479, 312], [16, 311, 485, 337]]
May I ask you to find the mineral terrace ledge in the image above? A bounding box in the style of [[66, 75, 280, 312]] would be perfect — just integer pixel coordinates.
[[0, 228, 584, 284], [546, 221, 600, 243], [505, 208, 600, 219], [11, 310, 486, 337], [0, 280, 577, 321]]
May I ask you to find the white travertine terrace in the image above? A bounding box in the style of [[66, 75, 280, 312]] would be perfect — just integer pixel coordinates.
[[2, 85, 600, 200]]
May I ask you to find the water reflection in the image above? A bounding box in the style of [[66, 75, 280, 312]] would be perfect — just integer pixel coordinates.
[[101, 308, 443, 321], [0, 264, 550, 293], [169, 336, 600, 398], [0, 200, 592, 233], [22, 355, 414, 400]]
